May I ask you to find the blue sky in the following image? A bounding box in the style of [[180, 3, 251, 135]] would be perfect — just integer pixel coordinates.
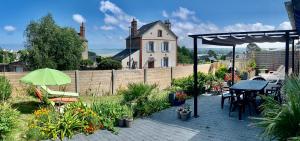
[[0, 0, 292, 55]]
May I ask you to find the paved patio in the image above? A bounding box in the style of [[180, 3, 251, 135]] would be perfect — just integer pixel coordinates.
[[66, 95, 262, 141]]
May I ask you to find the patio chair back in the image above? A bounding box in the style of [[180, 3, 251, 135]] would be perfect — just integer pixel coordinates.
[[253, 77, 266, 81]]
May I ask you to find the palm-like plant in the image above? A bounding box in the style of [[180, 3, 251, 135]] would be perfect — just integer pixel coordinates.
[[253, 76, 300, 141]]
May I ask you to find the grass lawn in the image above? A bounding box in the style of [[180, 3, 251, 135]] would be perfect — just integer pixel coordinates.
[[6, 94, 123, 141]]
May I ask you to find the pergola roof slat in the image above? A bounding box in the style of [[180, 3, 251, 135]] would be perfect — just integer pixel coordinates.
[[190, 30, 298, 45]]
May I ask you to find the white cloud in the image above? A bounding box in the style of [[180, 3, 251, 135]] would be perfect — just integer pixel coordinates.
[[277, 21, 292, 30], [3, 25, 16, 32], [72, 14, 86, 24], [99, 0, 144, 30], [172, 7, 195, 20], [162, 10, 168, 18], [163, 7, 291, 48], [224, 23, 275, 32], [100, 25, 115, 30]]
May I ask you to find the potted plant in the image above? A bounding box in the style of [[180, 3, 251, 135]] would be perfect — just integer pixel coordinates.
[[179, 104, 192, 121], [168, 86, 182, 104], [124, 116, 133, 128], [118, 117, 125, 127], [173, 91, 187, 106], [176, 106, 184, 119], [124, 108, 133, 128]]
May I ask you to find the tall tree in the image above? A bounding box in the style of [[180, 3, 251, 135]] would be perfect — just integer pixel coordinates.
[[24, 14, 83, 70], [177, 46, 193, 64]]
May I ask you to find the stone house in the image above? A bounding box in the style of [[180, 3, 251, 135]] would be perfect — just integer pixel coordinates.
[[113, 19, 177, 69]]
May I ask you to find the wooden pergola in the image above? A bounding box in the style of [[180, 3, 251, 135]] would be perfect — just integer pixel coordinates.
[[188, 30, 299, 117]]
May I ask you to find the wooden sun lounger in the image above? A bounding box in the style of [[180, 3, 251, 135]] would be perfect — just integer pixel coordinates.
[[34, 88, 78, 104]]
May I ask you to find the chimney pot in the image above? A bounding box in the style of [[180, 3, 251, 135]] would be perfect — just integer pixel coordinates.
[[164, 20, 171, 29], [80, 22, 85, 38], [131, 18, 137, 37]]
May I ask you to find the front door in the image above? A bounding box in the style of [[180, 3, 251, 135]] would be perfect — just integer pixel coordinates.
[[148, 61, 154, 68]]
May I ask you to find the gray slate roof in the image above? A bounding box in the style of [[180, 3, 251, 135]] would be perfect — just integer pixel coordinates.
[[126, 20, 177, 39], [112, 49, 139, 61]]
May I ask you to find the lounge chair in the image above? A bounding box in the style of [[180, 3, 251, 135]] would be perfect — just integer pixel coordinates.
[[34, 88, 78, 104], [40, 85, 79, 97]]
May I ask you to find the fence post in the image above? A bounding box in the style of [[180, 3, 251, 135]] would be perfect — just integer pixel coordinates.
[[75, 70, 79, 93], [112, 69, 115, 95], [144, 68, 147, 84], [170, 67, 173, 86]]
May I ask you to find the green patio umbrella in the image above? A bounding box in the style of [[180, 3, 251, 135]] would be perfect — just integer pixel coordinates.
[[20, 68, 71, 86]]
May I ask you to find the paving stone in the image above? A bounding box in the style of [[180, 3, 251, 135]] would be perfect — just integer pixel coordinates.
[[62, 95, 263, 141]]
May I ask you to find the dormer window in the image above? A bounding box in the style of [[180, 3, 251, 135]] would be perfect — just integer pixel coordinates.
[[158, 30, 162, 37]]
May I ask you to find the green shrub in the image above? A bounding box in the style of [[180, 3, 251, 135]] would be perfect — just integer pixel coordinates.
[[0, 76, 12, 101], [121, 83, 156, 103], [97, 58, 122, 70], [91, 101, 132, 129], [253, 77, 300, 140], [0, 103, 19, 140], [119, 83, 170, 117], [172, 72, 207, 95], [215, 66, 227, 80]]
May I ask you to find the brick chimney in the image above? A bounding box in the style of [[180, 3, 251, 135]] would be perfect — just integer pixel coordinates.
[[164, 20, 171, 29], [131, 18, 137, 37], [80, 22, 85, 38]]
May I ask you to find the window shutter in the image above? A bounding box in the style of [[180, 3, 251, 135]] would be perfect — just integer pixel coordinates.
[[161, 42, 163, 52], [168, 42, 171, 52], [161, 59, 163, 67], [146, 42, 149, 51], [153, 42, 155, 52]]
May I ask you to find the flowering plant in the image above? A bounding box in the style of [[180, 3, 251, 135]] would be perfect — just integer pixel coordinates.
[[175, 91, 187, 102]]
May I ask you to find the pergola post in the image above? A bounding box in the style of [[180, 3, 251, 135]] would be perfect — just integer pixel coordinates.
[[285, 31, 290, 76], [292, 39, 295, 74], [193, 37, 199, 118], [232, 45, 236, 86]]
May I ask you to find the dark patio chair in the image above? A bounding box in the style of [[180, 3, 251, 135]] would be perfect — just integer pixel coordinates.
[[221, 82, 232, 109], [265, 82, 283, 104], [252, 77, 266, 81]]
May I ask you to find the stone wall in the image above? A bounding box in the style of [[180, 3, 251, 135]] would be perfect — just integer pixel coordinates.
[[1, 64, 212, 96]]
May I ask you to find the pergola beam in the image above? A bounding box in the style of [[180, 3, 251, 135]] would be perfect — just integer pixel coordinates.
[[188, 30, 298, 38]]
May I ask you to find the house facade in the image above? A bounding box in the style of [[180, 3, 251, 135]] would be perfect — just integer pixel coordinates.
[[113, 19, 177, 69]]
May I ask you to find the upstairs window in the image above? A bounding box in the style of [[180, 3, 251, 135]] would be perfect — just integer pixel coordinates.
[[158, 30, 162, 37], [162, 42, 169, 52], [147, 41, 154, 52]]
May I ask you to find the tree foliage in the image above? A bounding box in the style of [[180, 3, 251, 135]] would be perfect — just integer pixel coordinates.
[[177, 46, 193, 64], [97, 58, 122, 70], [207, 50, 217, 58], [24, 14, 83, 70], [0, 50, 16, 63]]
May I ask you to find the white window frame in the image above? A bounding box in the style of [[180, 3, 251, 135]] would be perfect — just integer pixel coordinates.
[[147, 41, 155, 53], [161, 41, 169, 53], [161, 57, 169, 67], [158, 30, 162, 37]]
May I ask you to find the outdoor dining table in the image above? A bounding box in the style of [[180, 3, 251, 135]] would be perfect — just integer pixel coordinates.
[[229, 80, 269, 120]]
